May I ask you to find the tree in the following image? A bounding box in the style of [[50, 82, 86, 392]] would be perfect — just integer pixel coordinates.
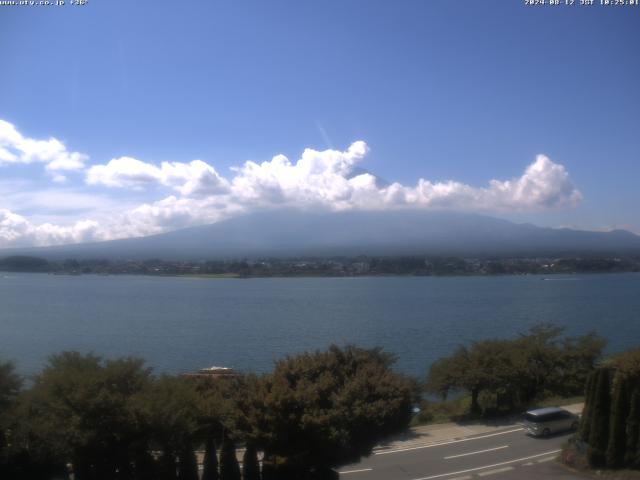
[[0, 360, 21, 447], [426, 340, 521, 414], [606, 376, 630, 467], [219, 435, 241, 480], [242, 443, 260, 480], [0, 360, 22, 478], [625, 388, 640, 468], [580, 347, 640, 470], [556, 332, 606, 396], [614, 348, 640, 380], [425, 325, 605, 415], [615, 348, 640, 468], [191, 374, 261, 480], [0, 360, 21, 411], [426, 346, 471, 404], [133, 376, 201, 479], [20, 352, 154, 480], [177, 446, 199, 480], [579, 370, 597, 441], [259, 345, 416, 475], [0, 256, 49, 272], [201, 437, 219, 480], [132, 450, 157, 480], [587, 368, 611, 467], [512, 324, 564, 403]]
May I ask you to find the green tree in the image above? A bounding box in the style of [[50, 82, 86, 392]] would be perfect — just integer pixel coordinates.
[[587, 368, 611, 467], [158, 452, 178, 480], [260, 458, 277, 480], [133, 375, 201, 479], [606, 376, 630, 467], [426, 340, 520, 414], [201, 437, 219, 480], [0, 256, 49, 272], [0, 360, 22, 478], [426, 325, 604, 415], [614, 348, 640, 380], [625, 388, 640, 468], [177, 445, 199, 480], [259, 345, 416, 474], [0, 360, 21, 410], [512, 324, 564, 403], [615, 348, 640, 468], [556, 332, 606, 396], [242, 443, 260, 480], [22, 352, 153, 480], [219, 435, 241, 480], [579, 370, 597, 441], [426, 346, 469, 402], [132, 450, 157, 480]]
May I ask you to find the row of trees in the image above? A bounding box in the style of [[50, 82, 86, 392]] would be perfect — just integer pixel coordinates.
[[0, 325, 616, 479], [0, 346, 416, 480], [578, 348, 640, 468], [425, 325, 605, 415]]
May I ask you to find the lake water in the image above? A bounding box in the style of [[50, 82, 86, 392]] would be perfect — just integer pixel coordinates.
[[1, 272, 639, 379]]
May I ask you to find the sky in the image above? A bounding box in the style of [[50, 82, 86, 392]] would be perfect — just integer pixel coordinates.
[[0, 0, 639, 248]]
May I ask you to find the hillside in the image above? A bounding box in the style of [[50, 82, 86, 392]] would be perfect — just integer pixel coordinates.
[[2, 210, 640, 261]]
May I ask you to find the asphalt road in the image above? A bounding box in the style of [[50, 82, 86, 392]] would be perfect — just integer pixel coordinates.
[[338, 427, 583, 480]]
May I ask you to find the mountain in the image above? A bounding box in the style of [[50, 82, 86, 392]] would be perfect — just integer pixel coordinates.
[[3, 210, 640, 260]]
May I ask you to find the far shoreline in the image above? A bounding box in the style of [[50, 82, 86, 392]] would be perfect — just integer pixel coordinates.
[[2, 270, 640, 281]]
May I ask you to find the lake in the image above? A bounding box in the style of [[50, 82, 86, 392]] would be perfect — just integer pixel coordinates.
[[1, 272, 639, 379]]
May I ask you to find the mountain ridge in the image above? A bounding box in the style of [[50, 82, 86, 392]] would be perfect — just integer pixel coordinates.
[[2, 210, 640, 260]]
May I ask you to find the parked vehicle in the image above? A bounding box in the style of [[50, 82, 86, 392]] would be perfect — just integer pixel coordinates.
[[522, 407, 579, 437]]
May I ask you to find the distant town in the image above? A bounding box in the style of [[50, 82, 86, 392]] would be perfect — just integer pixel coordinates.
[[1, 254, 639, 277]]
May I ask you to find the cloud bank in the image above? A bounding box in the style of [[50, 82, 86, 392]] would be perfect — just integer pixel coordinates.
[[0, 209, 101, 247], [0, 119, 583, 248], [86, 157, 230, 196], [0, 120, 87, 178]]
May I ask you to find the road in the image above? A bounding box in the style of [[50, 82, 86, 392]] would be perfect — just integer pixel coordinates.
[[338, 427, 583, 480]]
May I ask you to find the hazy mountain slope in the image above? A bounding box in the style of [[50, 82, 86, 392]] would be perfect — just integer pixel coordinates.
[[3, 210, 640, 260]]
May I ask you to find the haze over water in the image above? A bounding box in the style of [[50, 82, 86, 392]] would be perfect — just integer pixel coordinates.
[[2, 272, 639, 378]]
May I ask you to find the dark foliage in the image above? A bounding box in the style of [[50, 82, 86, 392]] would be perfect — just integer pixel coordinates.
[[579, 370, 597, 441], [219, 436, 241, 480], [177, 446, 199, 480], [587, 368, 611, 467], [258, 345, 416, 471], [606, 376, 630, 467], [425, 325, 604, 415], [0, 256, 50, 272], [625, 388, 640, 468], [580, 348, 640, 470], [201, 437, 219, 480], [242, 443, 260, 480]]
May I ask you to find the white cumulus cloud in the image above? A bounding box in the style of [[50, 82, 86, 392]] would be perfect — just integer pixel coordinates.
[[86, 157, 230, 196], [84, 141, 580, 215], [229, 141, 369, 207], [0, 132, 583, 248], [225, 143, 581, 213], [0, 120, 88, 171], [0, 208, 104, 247], [372, 154, 582, 212]]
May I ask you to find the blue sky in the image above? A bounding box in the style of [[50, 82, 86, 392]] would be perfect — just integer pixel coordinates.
[[0, 0, 638, 247]]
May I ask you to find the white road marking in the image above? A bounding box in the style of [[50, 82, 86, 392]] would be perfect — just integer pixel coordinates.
[[375, 428, 524, 455], [536, 456, 556, 463], [521, 462, 534, 466], [444, 445, 508, 460], [477, 466, 514, 476], [409, 449, 562, 480], [447, 476, 472, 480], [338, 468, 373, 474]]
